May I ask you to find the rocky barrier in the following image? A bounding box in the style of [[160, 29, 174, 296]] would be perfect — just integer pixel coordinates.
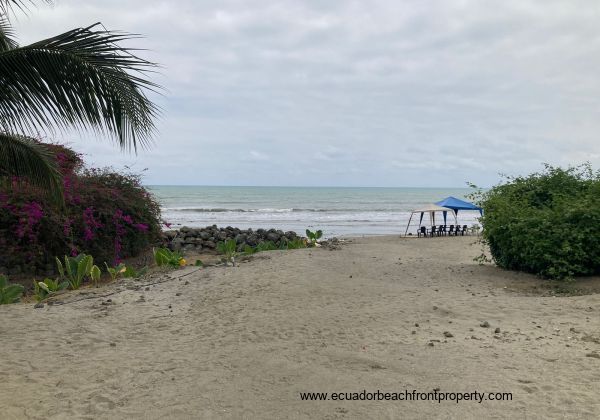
[[163, 225, 302, 253]]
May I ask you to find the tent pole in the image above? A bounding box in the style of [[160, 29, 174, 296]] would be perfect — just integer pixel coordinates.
[[405, 213, 414, 236]]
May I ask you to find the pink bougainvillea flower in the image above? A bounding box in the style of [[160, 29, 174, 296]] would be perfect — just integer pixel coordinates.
[[133, 223, 149, 231]]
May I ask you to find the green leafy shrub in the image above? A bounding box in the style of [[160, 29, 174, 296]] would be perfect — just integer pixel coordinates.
[[56, 253, 94, 290], [305, 229, 323, 246], [90, 265, 101, 288], [33, 278, 69, 302], [283, 237, 307, 249], [243, 238, 307, 255], [217, 239, 238, 266], [475, 164, 600, 280], [0, 275, 24, 304], [153, 247, 184, 267], [255, 241, 278, 252], [0, 142, 162, 274], [122, 265, 148, 279], [105, 262, 126, 281]]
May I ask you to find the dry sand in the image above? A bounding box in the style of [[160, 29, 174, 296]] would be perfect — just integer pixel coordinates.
[[1, 236, 599, 419]]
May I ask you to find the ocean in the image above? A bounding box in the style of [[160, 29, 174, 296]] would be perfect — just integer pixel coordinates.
[[147, 186, 482, 237]]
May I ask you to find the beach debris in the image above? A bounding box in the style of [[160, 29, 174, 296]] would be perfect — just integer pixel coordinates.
[[480, 321, 490, 328], [585, 352, 600, 359], [443, 331, 453, 338]]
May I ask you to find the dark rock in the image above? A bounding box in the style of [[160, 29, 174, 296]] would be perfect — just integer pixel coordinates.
[[480, 321, 490, 328], [494, 327, 501, 334], [204, 241, 216, 249], [267, 232, 280, 242], [180, 226, 191, 233], [235, 234, 247, 244], [164, 230, 178, 240], [199, 231, 210, 240], [169, 238, 184, 251], [246, 234, 258, 246], [443, 331, 453, 338], [34, 302, 44, 309]]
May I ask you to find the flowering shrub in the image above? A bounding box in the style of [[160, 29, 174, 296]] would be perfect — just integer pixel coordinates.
[[0, 142, 162, 275]]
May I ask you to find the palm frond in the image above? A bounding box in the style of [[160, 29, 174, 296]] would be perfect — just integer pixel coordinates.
[[0, 132, 62, 200], [0, 0, 51, 15], [0, 15, 17, 51], [0, 23, 161, 151]]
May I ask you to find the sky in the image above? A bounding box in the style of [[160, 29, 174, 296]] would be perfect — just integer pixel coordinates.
[[10, 0, 600, 187]]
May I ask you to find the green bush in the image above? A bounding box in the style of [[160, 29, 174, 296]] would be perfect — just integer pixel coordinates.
[[476, 164, 600, 280], [0, 275, 24, 304]]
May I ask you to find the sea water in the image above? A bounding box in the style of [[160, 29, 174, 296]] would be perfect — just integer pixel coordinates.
[[148, 186, 481, 237]]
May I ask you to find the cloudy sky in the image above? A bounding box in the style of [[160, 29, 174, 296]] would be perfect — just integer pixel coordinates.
[[11, 0, 600, 187]]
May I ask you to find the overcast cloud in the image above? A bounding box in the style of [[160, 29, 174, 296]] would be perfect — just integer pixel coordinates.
[[11, 0, 600, 187]]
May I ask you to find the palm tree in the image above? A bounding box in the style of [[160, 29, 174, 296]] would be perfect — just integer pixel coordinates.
[[0, 0, 160, 199]]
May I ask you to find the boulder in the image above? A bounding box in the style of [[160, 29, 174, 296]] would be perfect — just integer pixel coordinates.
[[169, 237, 184, 251], [235, 234, 247, 244], [163, 230, 178, 240], [267, 232, 280, 242], [246, 234, 258, 246]]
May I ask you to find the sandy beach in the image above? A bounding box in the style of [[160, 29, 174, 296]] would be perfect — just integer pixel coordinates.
[[1, 236, 599, 419]]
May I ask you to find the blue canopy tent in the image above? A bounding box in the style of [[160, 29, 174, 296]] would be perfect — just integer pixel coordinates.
[[434, 197, 482, 216], [435, 197, 483, 215]]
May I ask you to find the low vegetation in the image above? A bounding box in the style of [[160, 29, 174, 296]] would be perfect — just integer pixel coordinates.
[[33, 278, 69, 302], [217, 239, 238, 266], [154, 247, 186, 268], [0, 275, 24, 304], [473, 164, 600, 280], [305, 229, 323, 246]]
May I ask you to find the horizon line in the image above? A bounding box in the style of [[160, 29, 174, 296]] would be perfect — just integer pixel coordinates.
[[145, 184, 487, 189]]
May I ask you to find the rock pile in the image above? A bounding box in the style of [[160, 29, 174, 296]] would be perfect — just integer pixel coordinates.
[[163, 225, 302, 253]]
